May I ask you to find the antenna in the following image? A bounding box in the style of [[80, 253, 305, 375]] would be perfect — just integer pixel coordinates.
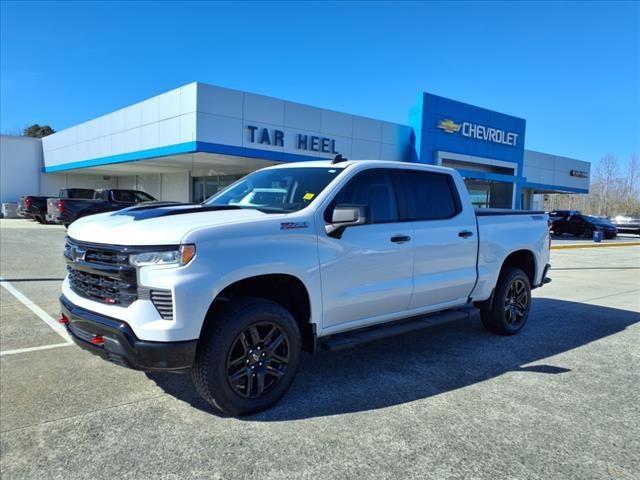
[[331, 154, 348, 164]]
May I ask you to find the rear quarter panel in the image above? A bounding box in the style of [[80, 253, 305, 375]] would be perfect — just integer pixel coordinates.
[[473, 213, 550, 301]]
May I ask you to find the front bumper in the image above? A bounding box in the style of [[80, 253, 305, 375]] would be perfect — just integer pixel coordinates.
[[60, 295, 197, 371]]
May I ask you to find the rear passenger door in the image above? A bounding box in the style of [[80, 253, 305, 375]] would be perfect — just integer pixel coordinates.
[[392, 170, 478, 310]]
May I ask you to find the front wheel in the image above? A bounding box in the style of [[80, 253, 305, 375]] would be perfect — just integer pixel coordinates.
[[480, 268, 531, 335], [192, 298, 301, 416]]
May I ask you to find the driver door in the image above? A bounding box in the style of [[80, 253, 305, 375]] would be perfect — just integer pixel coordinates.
[[316, 169, 414, 330]]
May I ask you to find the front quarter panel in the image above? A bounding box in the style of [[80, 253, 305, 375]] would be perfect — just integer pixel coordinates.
[[174, 213, 322, 339]]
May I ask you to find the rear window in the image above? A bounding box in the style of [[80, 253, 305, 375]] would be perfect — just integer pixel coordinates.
[[392, 170, 460, 221], [65, 189, 95, 199]]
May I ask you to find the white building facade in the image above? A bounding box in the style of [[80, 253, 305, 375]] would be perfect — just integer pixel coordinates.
[[1, 82, 590, 208]]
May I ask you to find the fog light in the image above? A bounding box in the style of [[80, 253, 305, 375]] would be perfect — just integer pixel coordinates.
[[91, 335, 104, 345]]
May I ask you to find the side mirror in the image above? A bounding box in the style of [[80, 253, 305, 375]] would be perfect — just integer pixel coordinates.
[[325, 205, 370, 238]]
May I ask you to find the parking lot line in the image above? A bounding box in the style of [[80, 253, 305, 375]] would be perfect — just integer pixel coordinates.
[[0, 343, 72, 357], [0, 276, 72, 343]]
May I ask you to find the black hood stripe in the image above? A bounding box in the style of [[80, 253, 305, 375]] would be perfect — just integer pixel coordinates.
[[113, 204, 243, 221]]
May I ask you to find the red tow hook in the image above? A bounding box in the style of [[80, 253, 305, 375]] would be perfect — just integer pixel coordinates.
[[58, 314, 69, 325], [91, 335, 104, 346]]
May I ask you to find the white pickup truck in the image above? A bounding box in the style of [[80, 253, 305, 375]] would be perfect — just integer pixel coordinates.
[[60, 159, 551, 415]]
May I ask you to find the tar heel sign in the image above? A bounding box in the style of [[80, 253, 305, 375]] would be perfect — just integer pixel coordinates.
[[246, 125, 339, 155]]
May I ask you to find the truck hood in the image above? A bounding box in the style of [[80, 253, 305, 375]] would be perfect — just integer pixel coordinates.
[[67, 204, 273, 245]]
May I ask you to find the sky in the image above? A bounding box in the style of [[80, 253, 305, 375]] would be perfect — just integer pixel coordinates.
[[1, 1, 638, 167]]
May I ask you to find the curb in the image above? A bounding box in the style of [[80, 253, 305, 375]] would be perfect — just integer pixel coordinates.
[[551, 242, 640, 250]]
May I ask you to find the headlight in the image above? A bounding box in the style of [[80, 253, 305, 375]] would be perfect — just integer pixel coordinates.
[[129, 244, 196, 267]]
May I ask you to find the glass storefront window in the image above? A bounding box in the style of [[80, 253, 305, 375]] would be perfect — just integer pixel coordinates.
[[192, 174, 245, 203], [464, 179, 513, 209]]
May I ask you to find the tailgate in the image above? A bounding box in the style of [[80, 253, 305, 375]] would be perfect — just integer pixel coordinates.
[[47, 198, 59, 215]]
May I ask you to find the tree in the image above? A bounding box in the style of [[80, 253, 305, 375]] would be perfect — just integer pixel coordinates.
[[23, 124, 55, 138], [543, 153, 640, 216], [593, 154, 619, 215], [624, 153, 640, 213]]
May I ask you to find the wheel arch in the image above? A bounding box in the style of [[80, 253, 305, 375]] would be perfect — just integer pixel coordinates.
[[203, 273, 316, 352], [499, 249, 536, 286], [476, 249, 537, 309]]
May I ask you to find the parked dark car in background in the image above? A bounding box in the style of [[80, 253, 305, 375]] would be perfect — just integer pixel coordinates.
[[612, 214, 640, 236], [55, 189, 156, 227], [548, 209, 581, 223], [552, 213, 618, 239]]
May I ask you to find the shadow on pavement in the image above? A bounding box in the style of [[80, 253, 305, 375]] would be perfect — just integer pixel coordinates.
[[146, 298, 639, 420]]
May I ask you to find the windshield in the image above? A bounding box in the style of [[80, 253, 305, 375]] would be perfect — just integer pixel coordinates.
[[205, 167, 344, 213]]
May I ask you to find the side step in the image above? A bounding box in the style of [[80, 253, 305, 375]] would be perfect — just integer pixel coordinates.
[[320, 307, 479, 351]]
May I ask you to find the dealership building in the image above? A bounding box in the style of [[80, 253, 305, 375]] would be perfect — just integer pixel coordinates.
[[1, 82, 590, 209]]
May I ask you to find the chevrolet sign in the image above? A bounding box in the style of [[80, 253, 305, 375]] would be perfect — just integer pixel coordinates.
[[437, 118, 519, 147], [436, 119, 461, 134]]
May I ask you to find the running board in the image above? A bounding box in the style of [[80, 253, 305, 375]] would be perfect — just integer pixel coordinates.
[[320, 307, 479, 351]]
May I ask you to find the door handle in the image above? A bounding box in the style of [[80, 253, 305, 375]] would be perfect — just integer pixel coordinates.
[[390, 235, 411, 243], [458, 230, 474, 238]]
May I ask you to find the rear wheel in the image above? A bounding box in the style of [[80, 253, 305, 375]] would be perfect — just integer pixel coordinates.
[[480, 268, 531, 335], [192, 298, 301, 416], [34, 215, 45, 224]]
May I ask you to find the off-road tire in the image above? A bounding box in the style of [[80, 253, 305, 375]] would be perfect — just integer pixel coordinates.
[[192, 297, 301, 416], [480, 267, 531, 335]]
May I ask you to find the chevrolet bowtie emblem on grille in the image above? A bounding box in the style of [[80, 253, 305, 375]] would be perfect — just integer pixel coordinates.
[[436, 119, 462, 134], [70, 245, 87, 262]]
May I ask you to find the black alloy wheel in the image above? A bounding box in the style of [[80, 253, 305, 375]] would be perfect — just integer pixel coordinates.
[[191, 297, 301, 416], [504, 279, 528, 327], [479, 267, 531, 335], [226, 322, 290, 399]]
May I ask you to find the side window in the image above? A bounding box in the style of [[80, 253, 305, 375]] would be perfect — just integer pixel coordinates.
[[393, 170, 460, 221], [113, 191, 135, 203], [326, 170, 398, 224]]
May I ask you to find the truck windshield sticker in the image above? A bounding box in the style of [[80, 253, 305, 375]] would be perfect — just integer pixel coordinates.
[[303, 193, 315, 201]]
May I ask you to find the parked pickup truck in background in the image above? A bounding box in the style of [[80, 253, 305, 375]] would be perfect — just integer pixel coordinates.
[[45, 188, 96, 223], [53, 189, 156, 227], [60, 159, 551, 416], [17, 195, 48, 223], [18, 189, 95, 224]]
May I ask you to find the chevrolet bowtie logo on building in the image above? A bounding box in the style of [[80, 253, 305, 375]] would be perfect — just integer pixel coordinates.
[[436, 119, 462, 134]]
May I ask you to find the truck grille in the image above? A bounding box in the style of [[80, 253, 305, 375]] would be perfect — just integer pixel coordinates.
[[65, 239, 138, 307], [150, 289, 173, 320], [67, 267, 137, 306]]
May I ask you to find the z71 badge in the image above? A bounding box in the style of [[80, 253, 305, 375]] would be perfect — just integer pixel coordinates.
[[280, 222, 309, 230]]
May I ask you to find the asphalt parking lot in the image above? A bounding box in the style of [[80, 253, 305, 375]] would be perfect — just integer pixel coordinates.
[[1, 219, 639, 480]]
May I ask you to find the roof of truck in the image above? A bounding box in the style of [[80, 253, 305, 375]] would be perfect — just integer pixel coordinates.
[[267, 159, 457, 175]]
